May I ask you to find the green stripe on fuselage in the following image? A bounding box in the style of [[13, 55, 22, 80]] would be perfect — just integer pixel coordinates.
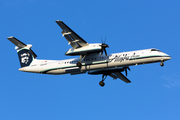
[[40, 55, 168, 73]]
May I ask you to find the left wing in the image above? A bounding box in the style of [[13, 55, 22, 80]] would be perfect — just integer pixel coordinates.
[[56, 20, 89, 49], [109, 72, 131, 83]]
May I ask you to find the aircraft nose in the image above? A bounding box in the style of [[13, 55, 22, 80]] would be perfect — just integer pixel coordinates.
[[162, 54, 171, 61], [167, 55, 171, 60]]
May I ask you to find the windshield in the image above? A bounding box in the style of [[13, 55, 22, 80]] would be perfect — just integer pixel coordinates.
[[151, 49, 161, 52]]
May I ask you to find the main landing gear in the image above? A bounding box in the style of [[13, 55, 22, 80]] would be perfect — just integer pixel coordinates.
[[76, 62, 82, 68], [99, 74, 107, 87], [76, 55, 86, 68]]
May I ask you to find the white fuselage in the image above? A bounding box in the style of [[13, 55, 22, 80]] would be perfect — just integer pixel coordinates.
[[19, 48, 171, 75]]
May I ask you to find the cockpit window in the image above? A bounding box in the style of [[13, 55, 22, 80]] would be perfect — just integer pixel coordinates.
[[151, 49, 161, 52]]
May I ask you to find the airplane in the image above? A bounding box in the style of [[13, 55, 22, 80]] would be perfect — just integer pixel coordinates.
[[7, 20, 171, 87]]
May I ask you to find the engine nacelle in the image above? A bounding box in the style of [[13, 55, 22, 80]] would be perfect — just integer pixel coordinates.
[[65, 43, 102, 56]]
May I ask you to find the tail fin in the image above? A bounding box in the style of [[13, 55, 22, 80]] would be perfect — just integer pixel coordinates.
[[7, 36, 37, 68]]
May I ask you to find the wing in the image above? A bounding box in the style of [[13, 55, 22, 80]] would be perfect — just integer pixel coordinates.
[[109, 72, 131, 83], [56, 20, 89, 49]]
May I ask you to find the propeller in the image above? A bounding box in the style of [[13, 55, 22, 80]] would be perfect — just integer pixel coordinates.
[[99, 37, 109, 56], [123, 67, 131, 76]]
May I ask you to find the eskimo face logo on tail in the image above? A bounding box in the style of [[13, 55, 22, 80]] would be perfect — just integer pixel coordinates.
[[21, 53, 30, 64], [18, 49, 33, 67]]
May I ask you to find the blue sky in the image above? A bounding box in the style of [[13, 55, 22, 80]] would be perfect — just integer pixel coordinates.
[[1, 0, 180, 119]]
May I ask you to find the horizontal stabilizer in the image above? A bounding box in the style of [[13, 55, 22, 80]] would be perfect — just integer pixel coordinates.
[[7, 36, 26, 48], [7, 36, 37, 58]]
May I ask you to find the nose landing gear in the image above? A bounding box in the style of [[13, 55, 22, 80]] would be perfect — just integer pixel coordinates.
[[160, 62, 164, 67], [99, 74, 107, 87]]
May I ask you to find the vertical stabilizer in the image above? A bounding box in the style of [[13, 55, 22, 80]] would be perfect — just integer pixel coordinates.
[[7, 36, 37, 68]]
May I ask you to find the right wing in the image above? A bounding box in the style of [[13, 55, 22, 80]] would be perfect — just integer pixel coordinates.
[[56, 20, 89, 49], [109, 72, 131, 83]]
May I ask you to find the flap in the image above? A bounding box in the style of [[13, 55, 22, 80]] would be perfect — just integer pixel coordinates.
[[56, 20, 89, 48], [109, 72, 131, 83]]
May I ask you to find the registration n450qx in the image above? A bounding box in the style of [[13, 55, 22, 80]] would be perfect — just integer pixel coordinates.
[[7, 20, 171, 87]]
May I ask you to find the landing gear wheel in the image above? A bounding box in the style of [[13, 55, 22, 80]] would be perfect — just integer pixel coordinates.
[[160, 62, 164, 67], [76, 62, 82, 68], [99, 81, 105, 87]]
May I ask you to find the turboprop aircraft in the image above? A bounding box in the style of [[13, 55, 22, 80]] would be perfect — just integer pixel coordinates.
[[7, 20, 171, 87]]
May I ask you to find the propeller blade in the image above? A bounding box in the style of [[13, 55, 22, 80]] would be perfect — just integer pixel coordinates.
[[101, 37, 103, 44], [125, 68, 127, 76], [101, 51, 103, 55], [104, 48, 107, 56], [127, 67, 131, 71], [124, 67, 130, 76], [99, 37, 109, 56], [104, 37, 107, 43]]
